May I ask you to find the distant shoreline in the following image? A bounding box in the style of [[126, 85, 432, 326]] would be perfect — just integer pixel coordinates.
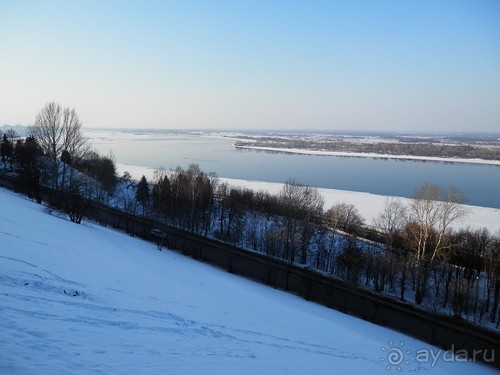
[[235, 145, 500, 166]]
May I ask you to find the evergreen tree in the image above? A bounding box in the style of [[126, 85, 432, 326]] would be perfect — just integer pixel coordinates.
[[61, 149, 72, 165], [136, 175, 150, 215], [1, 134, 13, 169], [15, 136, 44, 203], [73, 151, 118, 196]]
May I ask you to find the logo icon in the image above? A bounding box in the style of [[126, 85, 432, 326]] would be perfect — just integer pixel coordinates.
[[380, 340, 411, 371]]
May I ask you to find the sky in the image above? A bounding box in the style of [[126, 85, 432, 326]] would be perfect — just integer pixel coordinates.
[[1, 0, 499, 132]]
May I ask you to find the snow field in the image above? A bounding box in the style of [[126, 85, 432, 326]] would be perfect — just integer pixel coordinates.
[[0, 188, 496, 374]]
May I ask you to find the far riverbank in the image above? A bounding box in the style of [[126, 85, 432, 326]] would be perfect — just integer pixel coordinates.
[[235, 145, 500, 166]]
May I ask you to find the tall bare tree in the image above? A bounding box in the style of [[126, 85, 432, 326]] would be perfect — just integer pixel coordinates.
[[31, 102, 89, 190], [278, 180, 324, 264], [374, 197, 406, 250], [152, 167, 171, 216], [404, 183, 468, 263], [403, 182, 469, 304]]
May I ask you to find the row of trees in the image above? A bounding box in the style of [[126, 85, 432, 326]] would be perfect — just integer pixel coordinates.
[[127, 167, 499, 326], [148, 164, 217, 233], [2, 102, 118, 222]]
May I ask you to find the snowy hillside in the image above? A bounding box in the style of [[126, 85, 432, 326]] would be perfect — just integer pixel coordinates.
[[0, 188, 496, 374]]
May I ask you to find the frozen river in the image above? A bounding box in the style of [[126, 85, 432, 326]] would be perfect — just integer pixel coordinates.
[[87, 129, 500, 209]]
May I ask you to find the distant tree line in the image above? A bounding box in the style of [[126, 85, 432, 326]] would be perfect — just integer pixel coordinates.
[[235, 139, 500, 161]]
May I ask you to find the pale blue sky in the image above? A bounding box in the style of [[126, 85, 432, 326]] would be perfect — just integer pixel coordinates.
[[1, 0, 499, 131]]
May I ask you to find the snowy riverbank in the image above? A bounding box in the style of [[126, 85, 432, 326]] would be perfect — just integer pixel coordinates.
[[116, 163, 500, 234], [235, 145, 500, 167]]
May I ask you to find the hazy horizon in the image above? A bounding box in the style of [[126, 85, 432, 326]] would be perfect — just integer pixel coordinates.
[[3, 123, 500, 137], [1, 1, 499, 132]]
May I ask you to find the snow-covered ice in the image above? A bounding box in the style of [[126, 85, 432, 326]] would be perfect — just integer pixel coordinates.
[[0, 188, 496, 374]]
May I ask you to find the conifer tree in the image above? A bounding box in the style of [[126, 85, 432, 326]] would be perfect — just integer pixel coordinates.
[[136, 175, 150, 215], [1, 133, 13, 170]]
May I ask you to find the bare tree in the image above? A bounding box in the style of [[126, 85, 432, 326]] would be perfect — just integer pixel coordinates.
[[375, 198, 405, 235], [374, 197, 406, 251], [403, 183, 469, 304], [215, 183, 245, 243], [484, 231, 500, 324], [151, 167, 171, 217], [278, 180, 324, 264], [181, 163, 218, 233], [326, 202, 365, 234], [31, 102, 89, 190], [404, 183, 468, 263]]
